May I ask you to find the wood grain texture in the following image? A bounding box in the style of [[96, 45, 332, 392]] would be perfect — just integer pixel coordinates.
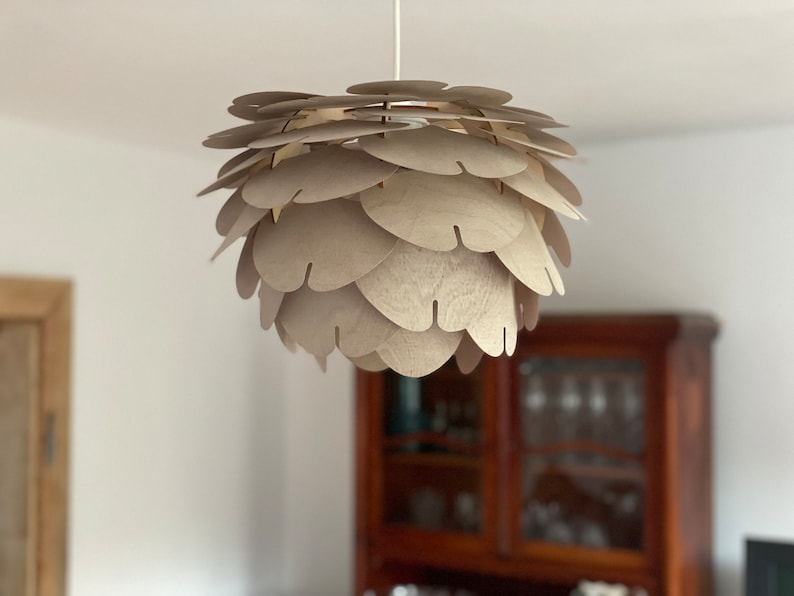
[[277, 284, 399, 358], [376, 326, 463, 378], [252, 199, 398, 292], [500, 161, 583, 220], [537, 156, 582, 207], [358, 126, 527, 178], [0, 277, 71, 596], [541, 210, 572, 268], [495, 208, 564, 296], [356, 242, 513, 333], [0, 323, 38, 596], [515, 283, 540, 331], [360, 171, 525, 253], [242, 145, 398, 209]]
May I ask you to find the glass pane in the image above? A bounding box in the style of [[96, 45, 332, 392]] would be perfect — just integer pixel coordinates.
[[381, 360, 484, 534], [518, 356, 646, 551]]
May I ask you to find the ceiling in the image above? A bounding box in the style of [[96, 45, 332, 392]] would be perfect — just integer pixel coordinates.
[[2, 0, 793, 154]]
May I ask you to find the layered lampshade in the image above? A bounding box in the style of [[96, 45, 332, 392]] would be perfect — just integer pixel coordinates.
[[200, 80, 582, 377]]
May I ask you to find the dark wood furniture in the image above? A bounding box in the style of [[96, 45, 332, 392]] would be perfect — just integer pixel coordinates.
[[355, 314, 718, 596]]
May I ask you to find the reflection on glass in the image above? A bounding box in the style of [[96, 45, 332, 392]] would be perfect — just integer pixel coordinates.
[[522, 376, 548, 447], [381, 360, 484, 534], [519, 356, 646, 551], [521, 457, 644, 551]]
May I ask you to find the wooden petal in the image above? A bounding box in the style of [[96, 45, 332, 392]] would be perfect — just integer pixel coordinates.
[[454, 333, 484, 374], [465, 280, 517, 357], [537, 155, 582, 206], [351, 107, 522, 124], [360, 171, 525, 252], [476, 106, 565, 129], [494, 209, 564, 296], [255, 94, 416, 117], [275, 320, 298, 353], [510, 126, 577, 157], [216, 189, 246, 235], [259, 282, 284, 330], [500, 160, 583, 220], [376, 326, 463, 378], [248, 120, 409, 149], [242, 146, 398, 209], [446, 86, 513, 105], [252, 199, 398, 292], [203, 118, 297, 149], [348, 351, 389, 372], [277, 284, 399, 358], [515, 283, 540, 331], [232, 91, 317, 107], [356, 241, 513, 333], [212, 203, 270, 260], [208, 117, 300, 140], [228, 104, 269, 121], [483, 128, 575, 159], [358, 125, 527, 178], [199, 148, 278, 197], [236, 229, 259, 299], [347, 80, 449, 96], [218, 149, 260, 177], [542, 210, 572, 267]]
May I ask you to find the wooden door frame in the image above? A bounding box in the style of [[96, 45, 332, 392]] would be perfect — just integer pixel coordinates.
[[0, 276, 71, 596]]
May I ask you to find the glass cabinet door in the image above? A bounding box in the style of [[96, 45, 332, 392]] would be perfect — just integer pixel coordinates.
[[380, 361, 485, 535], [517, 356, 646, 552]]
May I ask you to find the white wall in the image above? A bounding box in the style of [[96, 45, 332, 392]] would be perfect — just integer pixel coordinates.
[[547, 123, 794, 595], [0, 116, 288, 596]]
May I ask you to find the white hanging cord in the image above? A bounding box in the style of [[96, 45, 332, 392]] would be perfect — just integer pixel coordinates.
[[393, 0, 401, 81]]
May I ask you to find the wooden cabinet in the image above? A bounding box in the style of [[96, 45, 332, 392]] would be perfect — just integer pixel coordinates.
[[355, 314, 718, 596]]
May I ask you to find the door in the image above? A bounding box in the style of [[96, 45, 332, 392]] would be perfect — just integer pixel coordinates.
[[0, 323, 39, 596], [0, 278, 71, 596]]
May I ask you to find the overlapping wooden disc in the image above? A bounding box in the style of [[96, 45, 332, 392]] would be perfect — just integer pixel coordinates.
[[356, 241, 513, 334], [495, 209, 565, 296], [360, 171, 525, 252], [515, 283, 540, 331], [259, 282, 284, 330], [236, 229, 260, 299], [248, 120, 409, 149], [243, 146, 398, 209], [359, 125, 527, 178], [252, 199, 398, 292], [376, 326, 463, 378], [212, 203, 270, 260], [500, 158, 584, 220], [277, 284, 399, 358], [454, 333, 485, 374]]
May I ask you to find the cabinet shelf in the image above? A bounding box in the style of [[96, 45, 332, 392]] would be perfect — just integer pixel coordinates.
[[524, 461, 645, 483], [520, 440, 642, 465], [384, 452, 483, 470], [383, 431, 482, 455]]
